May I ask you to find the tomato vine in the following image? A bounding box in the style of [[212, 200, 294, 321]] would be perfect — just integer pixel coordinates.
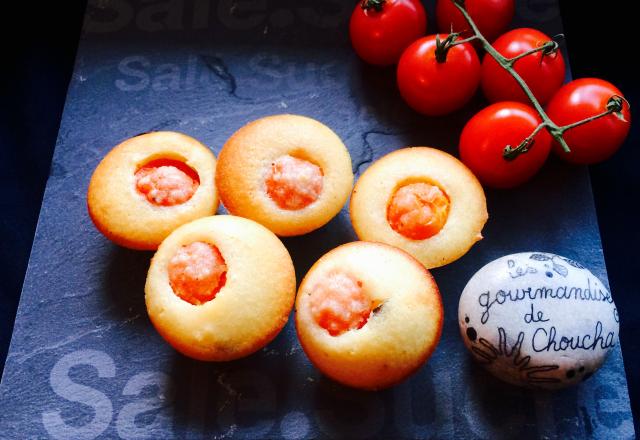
[[449, 0, 629, 160]]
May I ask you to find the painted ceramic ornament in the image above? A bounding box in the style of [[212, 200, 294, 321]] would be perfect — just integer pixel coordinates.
[[458, 252, 619, 389]]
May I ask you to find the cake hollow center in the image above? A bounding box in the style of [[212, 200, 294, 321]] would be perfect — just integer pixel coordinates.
[[168, 241, 227, 305], [309, 272, 372, 336], [265, 155, 323, 210], [135, 159, 199, 206], [387, 182, 450, 240]]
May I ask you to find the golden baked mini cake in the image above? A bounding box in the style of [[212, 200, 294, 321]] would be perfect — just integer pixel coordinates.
[[350, 147, 488, 269], [216, 114, 354, 236], [88, 131, 218, 250], [145, 215, 296, 361], [295, 241, 443, 390]]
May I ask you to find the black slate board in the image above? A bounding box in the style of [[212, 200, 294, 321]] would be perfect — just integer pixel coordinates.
[[0, 0, 635, 438]]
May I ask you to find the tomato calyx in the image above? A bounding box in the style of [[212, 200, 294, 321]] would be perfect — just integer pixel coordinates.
[[434, 32, 478, 63], [607, 95, 630, 122], [503, 138, 535, 161], [502, 121, 547, 161], [538, 36, 561, 59], [361, 0, 386, 12], [434, 33, 459, 63]]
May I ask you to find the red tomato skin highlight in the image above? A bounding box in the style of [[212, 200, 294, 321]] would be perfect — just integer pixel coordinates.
[[397, 35, 481, 116], [481, 28, 566, 105], [546, 78, 631, 165], [350, 0, 427, 66], [436, 0, 514, 43], [459, 102, 552, 189]]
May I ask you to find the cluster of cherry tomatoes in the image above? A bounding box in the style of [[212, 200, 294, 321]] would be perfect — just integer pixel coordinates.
[[349, 0, 631, 188]]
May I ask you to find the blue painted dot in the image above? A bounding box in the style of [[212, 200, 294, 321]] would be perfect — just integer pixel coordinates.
[[546, 272, 553, 278]]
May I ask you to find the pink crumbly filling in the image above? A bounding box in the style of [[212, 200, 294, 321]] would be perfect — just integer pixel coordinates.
[[387, 182, 450, 240], [308, 272, 372, 337], [135, 165, 198, 206], [265, 155, 323, 210], [168, 242, 227, 305]]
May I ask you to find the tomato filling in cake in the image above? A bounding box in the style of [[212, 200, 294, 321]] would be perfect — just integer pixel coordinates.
[[387, 182, 450, 240], [168, 242, 227, 305], [265, 155, 323, 210], [308, 272, 372, 336], [135, 159, 200, 206]]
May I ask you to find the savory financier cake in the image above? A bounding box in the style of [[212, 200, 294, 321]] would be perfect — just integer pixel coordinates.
[[215, 114, 354, 236], [87, 131, 218, 250], [350, 147, 488, 269], [145, 215, 296, 361], [295, 241, 443, 390]]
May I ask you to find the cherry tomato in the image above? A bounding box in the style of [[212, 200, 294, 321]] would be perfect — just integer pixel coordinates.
[[481, 28, 566, 105], [350, 0, 427, 66], [460, 102, 552, 188], [436, 0, 514, 42], [546, 78, 631, 165], [397, 34, 481, 116]]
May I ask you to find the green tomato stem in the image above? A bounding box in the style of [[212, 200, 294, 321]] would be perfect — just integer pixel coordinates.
[[452, 35, 479, 46], [506, 40, 559, 66], [558, 96, 627, 133]]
